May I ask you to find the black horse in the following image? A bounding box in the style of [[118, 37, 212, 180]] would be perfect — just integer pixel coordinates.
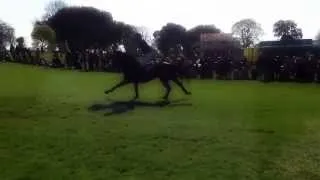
[[104, 51, 192, 100]]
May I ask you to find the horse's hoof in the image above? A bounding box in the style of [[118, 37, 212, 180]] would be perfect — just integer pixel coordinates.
[[160, 97, 169, 103], [162, 97, 169, 101]]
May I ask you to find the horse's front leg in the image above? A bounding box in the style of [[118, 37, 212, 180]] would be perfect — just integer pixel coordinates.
[[172, 78, 191, 95], [160, 79, 171, 100], [104, 80, 129, 95]]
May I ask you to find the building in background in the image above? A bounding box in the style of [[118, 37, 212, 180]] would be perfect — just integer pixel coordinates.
[[257, 39, 320, 58], [200, 33, 242, 60]]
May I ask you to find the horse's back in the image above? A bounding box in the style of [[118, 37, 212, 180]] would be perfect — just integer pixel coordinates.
[[122, 64, 156, 83]]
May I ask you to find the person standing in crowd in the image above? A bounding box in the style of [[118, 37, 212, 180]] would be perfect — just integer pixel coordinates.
[[272, 56, 280, 81], [65, 51, 73, 68], [82, 50, 89, 71], [306, 54, 316, 82], [239, 57, 249, 80], [35, 48, 41, 65], [232, 58, 240, 80], [260, 53, 273, 82], [87, 50, 94, 71], [52, 49, 63, 68], [295, 56, 307, 82], [26, 48, 33, 64], [316, 57, 320, 83], [72, 51, 81, 69], [9, 44, 15, 61], [279, 62, 290, 82], [250, 62, 258, 80]]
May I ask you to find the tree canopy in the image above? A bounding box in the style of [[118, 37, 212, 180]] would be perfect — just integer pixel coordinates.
[[186, 24, 221, 56], [115, 22, 152, 56], [48, 6, 118, 51], [232, 19, 263, 48], [42, 0, 68, 21], [0, 20, 15, 48], [187, 25, 221, 43], [154, 23, 188, 56], [31, 24, 56, 50], [273, 20, 303, 41], [46, 6, 152, 54], [134, 26, 152, 45], [315, 31, 320, 40], [16, 37, 25, 49]]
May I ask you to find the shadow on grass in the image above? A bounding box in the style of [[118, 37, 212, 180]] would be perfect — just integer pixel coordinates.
[[88, 99, 192, 116]]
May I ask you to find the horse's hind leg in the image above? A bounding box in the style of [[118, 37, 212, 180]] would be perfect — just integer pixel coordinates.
[[160, 79, 171, 100], [104, 80, 129, 94], [172, 78, 191, 95]]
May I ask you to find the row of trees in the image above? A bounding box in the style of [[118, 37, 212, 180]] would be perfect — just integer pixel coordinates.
[[0, 0, 317, 57], [0, 20, 15, 49]]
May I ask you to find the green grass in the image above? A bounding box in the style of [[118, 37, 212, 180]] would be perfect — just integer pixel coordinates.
[[1, 63, 320, 180]]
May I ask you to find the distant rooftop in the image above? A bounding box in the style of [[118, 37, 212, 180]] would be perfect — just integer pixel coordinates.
[[200, 33, 241, 50], [258, 39, 315, 48]]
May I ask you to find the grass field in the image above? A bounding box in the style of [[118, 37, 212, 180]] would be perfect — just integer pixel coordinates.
[[1, 63, 320, 180]]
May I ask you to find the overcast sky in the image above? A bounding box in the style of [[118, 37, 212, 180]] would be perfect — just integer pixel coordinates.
[[0, 0, 319, 46]]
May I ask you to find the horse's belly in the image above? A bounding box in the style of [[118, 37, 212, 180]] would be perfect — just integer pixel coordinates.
[[139, 75, 154, 83], [125, 72, 154, 83]]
